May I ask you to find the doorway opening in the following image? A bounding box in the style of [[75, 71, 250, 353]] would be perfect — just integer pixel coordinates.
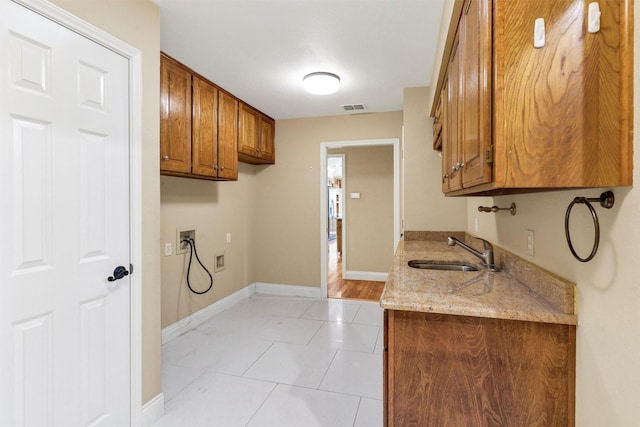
[[320, 139, 400, 301], [327, 154, 344, 249]]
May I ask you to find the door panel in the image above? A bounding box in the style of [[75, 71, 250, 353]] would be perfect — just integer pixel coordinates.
[[160, 55, 192, 173], [11, 116, 54, 273], [238, 102, 259, 157], [0, 2, 131, 425], [447, 34, 462, 191], [192, 76, 218, 177], [461, 0, 492, 187], [219, 91, 239, 179], [258, 114, 275, 163]]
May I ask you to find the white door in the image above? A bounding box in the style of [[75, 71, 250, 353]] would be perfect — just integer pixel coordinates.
[[0, 1, 132, 426]]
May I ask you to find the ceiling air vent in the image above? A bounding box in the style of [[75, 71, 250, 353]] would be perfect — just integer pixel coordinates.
[[341, 104, 366, 112]]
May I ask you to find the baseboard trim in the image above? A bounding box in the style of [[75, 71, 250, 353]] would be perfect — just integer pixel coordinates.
[[161, 284, 256, 344], [254, 282, 324, 299], [343, 271, 388, 282], [141, 393, 164, 427]]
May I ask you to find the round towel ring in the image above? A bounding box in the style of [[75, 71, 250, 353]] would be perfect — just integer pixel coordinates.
[[564, 191, 614, 262]]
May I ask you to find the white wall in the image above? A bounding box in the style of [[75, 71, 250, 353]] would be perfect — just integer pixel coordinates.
[[160, 165, 258, 328]]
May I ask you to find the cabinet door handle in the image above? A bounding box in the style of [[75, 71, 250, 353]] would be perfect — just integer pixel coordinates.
[[162, 155, 170, 161], [220, 166, 224, 170], [214, 165, 219, 170], [534, 18, 545, 48], [588, 2, 601, 33]]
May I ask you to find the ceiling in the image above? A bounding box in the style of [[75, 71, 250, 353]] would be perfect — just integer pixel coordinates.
[[154, 0, 445, 120]]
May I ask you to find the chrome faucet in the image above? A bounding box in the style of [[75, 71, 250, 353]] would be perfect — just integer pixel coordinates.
[[447, 236, 499, 272]]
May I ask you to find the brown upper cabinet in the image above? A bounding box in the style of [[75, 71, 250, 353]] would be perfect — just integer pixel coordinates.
[[161, 53, 238, 180], [433, 0, 633, 195], [160, 54, 192, 175], [442, 32, 463, 193], [238, 102, 276, 165]]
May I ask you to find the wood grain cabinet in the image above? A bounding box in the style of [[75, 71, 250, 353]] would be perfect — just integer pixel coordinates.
[[161, 53, 238, 180], [435, 0, 633, 195], [432, 90, 443, 151], [238, 102, 276, 165], [160, 54, 192, 175], [441, 33, 462, 193], [384, 310, 576, 426]]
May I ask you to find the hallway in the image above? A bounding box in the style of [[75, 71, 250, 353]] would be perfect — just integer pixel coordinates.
[[327, 240, 385, 301]]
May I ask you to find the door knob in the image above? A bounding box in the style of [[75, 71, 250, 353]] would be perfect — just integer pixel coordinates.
[[107, 266, 129, 282]]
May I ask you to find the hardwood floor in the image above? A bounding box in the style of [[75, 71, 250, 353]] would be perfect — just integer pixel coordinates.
[[327, 239, 385, 302]]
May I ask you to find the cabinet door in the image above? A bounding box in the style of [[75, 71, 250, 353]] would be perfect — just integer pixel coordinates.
[[494, 0, 630, 188], [446, 35, 462, 192], [258, 114, 275, 163], [383, 310, 390, 426], [218, 91, 239, 180], [440, 79, 451, 193], [433, 93, 443, 151], [191, 76, 218, 177], [238, 102, 259, 158], [160, 55, 192, 174], [385, 310, 575, 426], [461, 0, 492, 188]]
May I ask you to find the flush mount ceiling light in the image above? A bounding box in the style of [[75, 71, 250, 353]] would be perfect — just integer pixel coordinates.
[[303, 72, 340, 95]]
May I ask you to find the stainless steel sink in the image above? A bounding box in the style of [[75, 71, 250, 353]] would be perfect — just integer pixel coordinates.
[[408, 260, 479, 272]]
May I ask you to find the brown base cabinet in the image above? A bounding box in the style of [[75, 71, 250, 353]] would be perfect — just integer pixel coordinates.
[[384, 310, 576, 426]]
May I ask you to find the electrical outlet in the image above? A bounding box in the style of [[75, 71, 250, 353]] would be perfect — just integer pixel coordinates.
[[164, 243, 172, 256], [527, 230, 535, 256], [474, 217, 479, 233], [226, 232, 231, 243]]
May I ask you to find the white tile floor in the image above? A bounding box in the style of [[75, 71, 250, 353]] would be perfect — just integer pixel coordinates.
[[154, 294, 384, 427]]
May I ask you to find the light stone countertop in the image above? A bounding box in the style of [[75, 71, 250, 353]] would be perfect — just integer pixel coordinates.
[[380, 240, 577, 325]]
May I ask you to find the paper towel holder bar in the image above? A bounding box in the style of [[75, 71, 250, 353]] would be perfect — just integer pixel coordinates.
[[477, 203, 517, 216]]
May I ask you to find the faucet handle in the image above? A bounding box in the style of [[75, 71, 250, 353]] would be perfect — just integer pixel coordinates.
[[473, 237, 498, 271], [472, 236, 493, 249]]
